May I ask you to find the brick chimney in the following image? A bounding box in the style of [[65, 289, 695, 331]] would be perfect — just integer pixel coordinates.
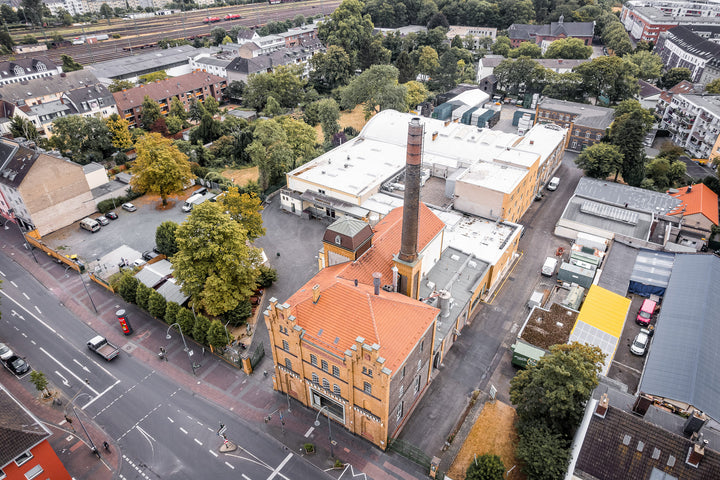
[[594, 393, 609, 418], [312, 284, 320, 303], [398, 117, 424, 263]]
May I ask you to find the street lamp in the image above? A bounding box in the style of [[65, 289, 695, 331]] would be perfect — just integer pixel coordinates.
[[166, 323, 196, 375], [314, 406, 334, 458], [65, 380, 100, 458]]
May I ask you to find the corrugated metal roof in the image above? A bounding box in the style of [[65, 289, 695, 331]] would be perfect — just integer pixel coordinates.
[[156, 278, 189, 305], [639, 254, 720, 421], [629, 250, 675, 288]]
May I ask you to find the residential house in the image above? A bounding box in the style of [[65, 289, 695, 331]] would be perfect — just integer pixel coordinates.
[[0, 57, 62, 86], [226, 39, 324, 83], [655, 25, 720, 84], [667, 184, 719, 242], [278, 23, 319, 48], [476, 56, 589, 93], [189, 54, 232, 79], [0, 139, 96, 236], [12, 44, 48, 54], [508, 16, 594, 52], [637, 79, 663, 110], [0, 384, 71, 480], [657, 93, 720, 162], [535, 98, 614, 151], [238, 35, 285, 58], [112, 70, 226, 128], [445, 25, 497, 49], [620, 0, 720, 42], [654, 80, 698, 120]]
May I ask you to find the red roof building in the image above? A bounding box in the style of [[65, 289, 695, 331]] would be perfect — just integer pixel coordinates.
[[668, 184, 719, 237]]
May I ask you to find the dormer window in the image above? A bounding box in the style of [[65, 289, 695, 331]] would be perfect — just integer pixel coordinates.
[[334, 235, 341, 245], [13, 65, 23, 76], [36, 62, 46, 72]]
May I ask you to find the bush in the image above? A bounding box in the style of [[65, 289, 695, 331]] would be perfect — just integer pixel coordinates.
[[257, 265, 278, 288], [98, 198, 124, 214], [343, 126, 358, 137], [465, 454, 504, 480], [207, 319, 232, 350], [165, 301, 180, 325], [223, 299, 252, 327], [135, 283, 151, 310], [516, 423, 571, 480], [116, 271, 139, 303], [148, 290, 167, 318], [176, 308, 195, 337], [193, 314, 211, 344]]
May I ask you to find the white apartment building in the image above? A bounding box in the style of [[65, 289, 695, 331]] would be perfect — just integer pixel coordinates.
[[658, 94, 720, 161]]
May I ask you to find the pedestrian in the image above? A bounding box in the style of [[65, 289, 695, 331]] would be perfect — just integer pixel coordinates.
[[103, 441, 110, 452]]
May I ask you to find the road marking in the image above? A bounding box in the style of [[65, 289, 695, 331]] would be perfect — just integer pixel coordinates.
[[22, 292, 29, 300], [194, 438, 202, 446], [242, 475, 251, 480], [82, 380, 120, 410], [40, 347, 99, 395], [0, 269, 5, 276], [1, 291, 56, 333], [267, 453, 293, 479], [30, 340, 36, 345], [180, 427, 188, 434], [73, 359, 91, 372], [167, 417, 174, 423], [209, 450, 218, 457], [35, 306, 41, 314], [59, 419, 66, 426], [21, 332, 26, 337], [55, 371, 70, 387], [10, 280, 17, 287], [304, 427, 314, 438], [225, 462, 235, 470], [612, 361, 643, 375]]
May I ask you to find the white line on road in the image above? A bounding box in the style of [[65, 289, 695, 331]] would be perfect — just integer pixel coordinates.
[[54, 371, 70, 387], [73, 359, 91, 372], [10, 280, 17, 287], [209, 450, 218, 457], [167, 417, 174, 423], [303, 427, 314, 438], [82, 380, 120, 410], [59, 419, 66, 426], [35, 306, 41, 314], [194, 438, 202, 446], [225, 462, 235, 470], [242, 475, 251, 480], [180, 427, 188, 434], [21, 292, 29, 300], [40, 347, 99, 395], [267, 453, 293, 480], [1, 290, 56, 333], [30, 340, 36, 345], [21, 332, 26, 337], [0, 269, 5, 276]]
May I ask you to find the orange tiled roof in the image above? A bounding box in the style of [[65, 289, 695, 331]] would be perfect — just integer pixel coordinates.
[[286, 266, 438, 372], [335, 203, 445, 286], [668, 184, 719, 226]]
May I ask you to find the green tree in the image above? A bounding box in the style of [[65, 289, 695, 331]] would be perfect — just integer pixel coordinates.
[[165, 301, 180, 325], [192, 313, 210, 344], [117, 270, 139, 303], [9, 115, 38, 141], [316, 98, 341, 143], [624, 50, 663, 81], [340, 64, 407, 119], [247, 119, 294, 190], [499, 0, 535, 27], [176, 308, 195, 337], [645, 156, 687, 191], [465, 454, 504, 480], [225, 80, 245, 100], [172, 203, 262, 316], [169, 96, 188, 121], [544, 37, 592, 59], [263, 96, 283, 117], [140, 96, 162, 130], [257, 264, 278, 288], [405, 81, 429, 111], [706, 78, 720, 94], [188, 98, 207, 122], [108, 79, 134, 92], [494, 57, 546, 94], [61, 55, 83, 72], [192, 113, 222, 144], [106, 114, 134, 150], [426, 12, 449, 29], [207, 319, 232, 350], [318, 0, 375, 70], [609, 100, 654, 186], [0, 31, 14, 52], [140, 71, 169, 84], [276, 115, 318, 167], [661, 67, 692, 89], [135, 283, 151, 310], [510, 342, 605, 437], [21, 0, 43, 26], [204, 96, 220, 116], [1, 4, 19, 24], [166, 116, 184, 135], [244, 65, 306, 111], [99, 3, 113, 20], [29, 371, 50, 398], [395, 50, 416, 84], [542, 71, 584, 102], [575, 143, 624, 180], [309, 45, 353, 93], [574, 56, 639, 104], [432, 50, 460, 91], [417, 45, 439, 78], [131, 133, 193, 206], [221, 188, 266, 241], [223, 299, 252, 327], [50, 116, 113, 164], [491, 36, 511, 56], [509, 41, 542, 59], [515, 423, 571, 480], [148, 291, 167, 319], [156, 221, 179, 257]]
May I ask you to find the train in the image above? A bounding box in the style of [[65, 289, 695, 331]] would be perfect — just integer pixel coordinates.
[[224, 14, 242, 20], [203, 16, 222, 23]]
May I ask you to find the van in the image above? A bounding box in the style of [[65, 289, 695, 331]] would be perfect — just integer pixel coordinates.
[[195, 187, 208, 196], [547, 177, 560, 191], [636, 299, 657, 326], [541, 256, 558, 276], [80, 217, 100, 233], [182, 193, 203, 212]]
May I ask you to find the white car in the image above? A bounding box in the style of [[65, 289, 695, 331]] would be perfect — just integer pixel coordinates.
[[122, 203, 137, 212], [630, 329, 651, 356], [0, 343, 13, 361]]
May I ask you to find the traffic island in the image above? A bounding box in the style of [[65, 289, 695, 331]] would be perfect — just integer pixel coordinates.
[[219, 440, 237, 453]]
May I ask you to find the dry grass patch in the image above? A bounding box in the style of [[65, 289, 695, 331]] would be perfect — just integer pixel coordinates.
[[313, 105, 373, 143], [221, 166, 259, 186], [447, 400, 525, 480]]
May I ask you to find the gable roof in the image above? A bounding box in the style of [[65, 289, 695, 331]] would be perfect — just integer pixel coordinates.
[[659, 80, 697, 103], [0, 384, 51, 469], [0, 139, 39, 188], [639, 254, 720, 421], [668, 184, 719, 226], [638, 79, 662, 99], [0, 56, 57, 81], [0, 70, 101, 105], [112, 70, 225, 111]]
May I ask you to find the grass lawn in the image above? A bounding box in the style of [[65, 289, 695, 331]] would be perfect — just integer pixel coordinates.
[[447, 401, 525, 480], [221, 166, 259, 186], [313, 105, 371, 143]]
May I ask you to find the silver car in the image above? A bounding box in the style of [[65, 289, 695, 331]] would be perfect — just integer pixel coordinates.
[[630, 329, 651, 356], [0, 342, 13, 361]]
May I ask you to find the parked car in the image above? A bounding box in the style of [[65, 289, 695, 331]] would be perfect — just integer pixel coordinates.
[[96, 216, 109, 226], [122, 203, 137, 212], [106, 211, 118, 220], [132, 258, 146, 267], [630, 329, 652, 356], [4, 355, 30, 375], [0, 342, 13, 361], [636, 298, 657, 326], [142, 250, 159, 261]]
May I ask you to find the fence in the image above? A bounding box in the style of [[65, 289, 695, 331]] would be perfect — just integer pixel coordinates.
[[248, 341, 264, 369], [387, 438, 432, 470]]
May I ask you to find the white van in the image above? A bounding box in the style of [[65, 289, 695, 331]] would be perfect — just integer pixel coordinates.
[[547, 177, 560, 191], [182, 193, 203, 212], [80, 217, 100, 232]]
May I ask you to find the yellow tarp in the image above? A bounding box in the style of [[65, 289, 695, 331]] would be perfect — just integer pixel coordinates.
[[573, 285, 630, 338]]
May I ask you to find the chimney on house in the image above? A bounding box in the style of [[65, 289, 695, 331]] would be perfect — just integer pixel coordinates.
[[398, 117, 424, 263], [372, 272, 382, 295], [595, 393, 609, 418], [687, 435, 707, 467], [312, 284, 320, 303]]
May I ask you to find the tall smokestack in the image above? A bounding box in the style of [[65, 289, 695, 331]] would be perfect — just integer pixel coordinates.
[[398, 117, 423, 263]]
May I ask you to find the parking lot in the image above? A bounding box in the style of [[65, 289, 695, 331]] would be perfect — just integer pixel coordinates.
[[607, 294, 654, 393]]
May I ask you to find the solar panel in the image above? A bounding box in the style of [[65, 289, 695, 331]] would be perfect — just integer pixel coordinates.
[[580, 200, 639, 225]]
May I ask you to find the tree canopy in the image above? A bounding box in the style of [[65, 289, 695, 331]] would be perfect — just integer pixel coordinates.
[[465, 454, 505, 480], [130, 133, 193, 206], [221, 187, 266, 241], [340, 64, 407, 119], [575, 143, 624, 180], [544, 37, 592, 59], [309, 45, 353, 93], [574, 56, 639, 104], [50, 116, 114, 164], [318, 0, 376, 70], [171, 202, 263, 316], [244, 65, 306, 112]]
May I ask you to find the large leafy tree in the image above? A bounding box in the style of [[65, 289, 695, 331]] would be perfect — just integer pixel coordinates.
[[405, 81, 429, 111], [316, 98, 341, 143], [172, 202, 263, 316], [623, 50, 663, 82], [108, 79, 134, 93], [340, 64, 407, 119], [644, 156, 687, 191], [395, 50, 416, 84], [155, 221, 179, 257], [416, 46, 439, 78], [221, 187, 266, 241], [574, 56, 639, 104], [9, 115, 38, 141], [542, 71, 583, 101], [61, 55, 83, 72], [50, 116, 114, 164], [515, 423, 571, 480], [706, 78, 720, 94], [575, 143, 624, 180], [544, 38, 592, 59], [609, 100, 654, 186], [499, 0, 535, 28], [318, 0, 375, 70], [21, 0, 43, 26], [510, 342, 605, 438], [247, 119, 293, 190], [106, 114, 134, 151], [508, 41, 542, 59], [130, 133, 193, 206], [491, 36, 511, 56], [660, 67, 692, 89], [494, 57, 546, 94], [309, 45, 353, 93], [276, 116, 319, 168], [140, 96, 162, 130], [244, 65, 306, 111]]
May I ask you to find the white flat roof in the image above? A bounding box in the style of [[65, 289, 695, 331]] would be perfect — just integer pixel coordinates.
[[493, 148, 539, 169], [514, 124, 567, 165], [443, 213, 520, 264], [457, 161, 526, 193], [451, 89, 490, 107]]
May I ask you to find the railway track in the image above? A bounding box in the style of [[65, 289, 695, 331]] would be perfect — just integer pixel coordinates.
[[2, 0, 339, 66]]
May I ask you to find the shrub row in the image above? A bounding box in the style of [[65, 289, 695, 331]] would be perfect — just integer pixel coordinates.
[[97, 187, 144, 214]]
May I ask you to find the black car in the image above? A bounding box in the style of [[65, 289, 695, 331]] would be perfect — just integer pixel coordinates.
[[106, 211, 118, 220], [5, 355, 30, 375], [142, 250, 159, 261]]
